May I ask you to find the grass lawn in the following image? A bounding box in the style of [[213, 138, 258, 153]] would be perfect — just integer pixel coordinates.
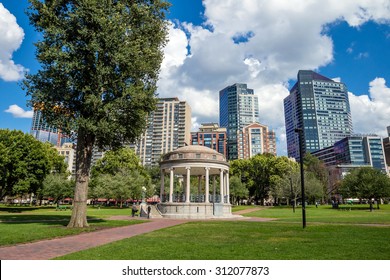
[[1, 204, 390, 260], [0, 206, 144, 246], [56, 221, 390, 260]]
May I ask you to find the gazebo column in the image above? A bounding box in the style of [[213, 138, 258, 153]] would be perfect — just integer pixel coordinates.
[[160, 169, 165, 202], [220, 169, 224, 203], [186, 167, 191, 203], [169, 168, 174, 203], [205, 167, 210, 203], [226, 172, 230, 204]]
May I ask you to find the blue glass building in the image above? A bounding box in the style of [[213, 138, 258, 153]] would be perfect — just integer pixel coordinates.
[[284, 70, 353, 160], [219, 83, 260, 160], [312, 135, 388, 173]]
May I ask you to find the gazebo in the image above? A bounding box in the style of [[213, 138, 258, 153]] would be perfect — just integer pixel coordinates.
[[157, 145, 232, 219]]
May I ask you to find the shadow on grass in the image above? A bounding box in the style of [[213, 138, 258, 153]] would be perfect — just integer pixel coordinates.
[[0, 214, 105, 226]]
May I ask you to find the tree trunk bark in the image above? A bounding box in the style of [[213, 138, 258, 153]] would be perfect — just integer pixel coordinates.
[[67, 129, 95, 228]]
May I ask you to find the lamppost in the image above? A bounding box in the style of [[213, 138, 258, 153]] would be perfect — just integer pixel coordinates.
[[294, 128, 306, 228], [141, 186, 146, 205]]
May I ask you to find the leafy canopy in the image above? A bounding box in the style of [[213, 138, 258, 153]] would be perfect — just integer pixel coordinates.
[[0, 129, 67, 199], [23, 0, 170, 148]]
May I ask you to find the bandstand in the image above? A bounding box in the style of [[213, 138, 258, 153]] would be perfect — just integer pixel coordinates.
[[157, 145, 233, 219]]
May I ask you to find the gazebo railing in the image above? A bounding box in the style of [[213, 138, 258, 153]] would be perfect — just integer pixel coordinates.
[[160, 194, 228, 203]]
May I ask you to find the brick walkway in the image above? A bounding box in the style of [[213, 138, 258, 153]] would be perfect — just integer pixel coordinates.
[[0, 218, 186, 260], [0, 209, 274, 260]]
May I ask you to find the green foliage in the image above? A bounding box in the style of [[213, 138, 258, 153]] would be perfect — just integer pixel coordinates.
[[42, 173, 74, 202], [339, 167, 390, 206], [229, 176, 249, 205], [23, 0, 170, 148], [23, 0, 170, 227], [247, 154, 291, 203], [91, 147, 144, 177], [90, 169, 151, 207], [0, 129, 67, 199], [304, 153, 329, 198]]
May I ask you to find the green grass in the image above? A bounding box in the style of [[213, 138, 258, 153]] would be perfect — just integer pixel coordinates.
[[0, 206, 144, 246], [56, 221, 390, 260], [245, 204, 390, 224], [2, 204, 390, 260]]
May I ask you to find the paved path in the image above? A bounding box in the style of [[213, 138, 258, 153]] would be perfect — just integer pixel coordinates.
[[0, 219, 186, 260], [0, 209, 274, 260]]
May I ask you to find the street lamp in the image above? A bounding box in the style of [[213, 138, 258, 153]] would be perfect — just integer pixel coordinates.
[[141, 186, 147, 205], [294, 128, 306, 228]]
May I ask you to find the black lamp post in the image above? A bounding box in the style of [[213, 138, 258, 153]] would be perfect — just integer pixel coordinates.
[[294, 128, 306, 228]]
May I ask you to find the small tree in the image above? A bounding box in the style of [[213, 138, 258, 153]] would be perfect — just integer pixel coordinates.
[[42, 173, 74, 205], [24, 1, 170, 227], [339, 167, 390, 211], [229, 176, 249, 205]]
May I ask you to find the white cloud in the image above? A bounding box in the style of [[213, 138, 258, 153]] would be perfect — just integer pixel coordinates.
[[157, 0, 390, 155], [349, 77, 390, 137], [4, 104, 33, 118], [0, 4, 26, 81]]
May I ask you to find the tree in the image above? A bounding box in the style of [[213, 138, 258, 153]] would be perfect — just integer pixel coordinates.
[[246, 154, 291, 205], [41, 173, 74, 204], [23, 1, 170, 227], [304, 153, 329, 202], [0, 129, 66, 201], [229, 176, 249, 205], [339, 167, 390, 211], [91, 147, 145, 176]]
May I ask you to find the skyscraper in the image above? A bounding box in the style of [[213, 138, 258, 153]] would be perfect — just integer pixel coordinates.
[[284, 70, 353, 160], [132, 97, 191, 166], [219, 83, 260, 160], [31, 109, 72, 147]]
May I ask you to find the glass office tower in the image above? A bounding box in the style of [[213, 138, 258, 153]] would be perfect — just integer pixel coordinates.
[[284, 70, 353, 160], [219, 83, 260, 160]]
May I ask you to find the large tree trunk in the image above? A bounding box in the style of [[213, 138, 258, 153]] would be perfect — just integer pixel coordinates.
[[67, 129, 95, 228]]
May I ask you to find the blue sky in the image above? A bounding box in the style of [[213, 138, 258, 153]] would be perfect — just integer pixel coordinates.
[[1, 0, 390, 155]]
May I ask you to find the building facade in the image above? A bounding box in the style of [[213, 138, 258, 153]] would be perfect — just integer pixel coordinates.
[[55, 143, 76, 177], [132, 98, 192, 166], [284, 70, 353, 160], [219, 83, 260, 160], [383, 126, 390, 172], [31, 109, 73, 147], [238, 123, 276, 158], [312, 135, 388, 173], [190, 123, 227, 157]]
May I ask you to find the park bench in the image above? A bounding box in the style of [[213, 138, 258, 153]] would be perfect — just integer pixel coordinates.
[[56, 205, 68, 211]]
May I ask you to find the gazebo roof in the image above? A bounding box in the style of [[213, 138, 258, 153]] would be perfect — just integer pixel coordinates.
[[162, 145, 226, 162]]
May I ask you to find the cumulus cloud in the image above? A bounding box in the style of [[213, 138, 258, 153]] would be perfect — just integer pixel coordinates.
[[4, 104, 33, 118], [0, 4, 26, 81], [349, 78, 390, 137], [157, 0, 390, 155]]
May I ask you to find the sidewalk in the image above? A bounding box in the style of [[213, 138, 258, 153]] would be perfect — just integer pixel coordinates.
[[0, 218, 186, 260]]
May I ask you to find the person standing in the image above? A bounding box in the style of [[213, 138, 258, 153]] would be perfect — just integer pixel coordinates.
[[131, 203, 137, 217], [147, 205, 151, 219]]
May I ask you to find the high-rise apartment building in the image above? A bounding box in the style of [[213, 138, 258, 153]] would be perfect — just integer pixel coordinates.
[[284, 70, 353, 160], [219, 83, 260, 160], [238, 123, 276, 158], [190, 123, 227, 157], [132, 98, 191, 166]]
